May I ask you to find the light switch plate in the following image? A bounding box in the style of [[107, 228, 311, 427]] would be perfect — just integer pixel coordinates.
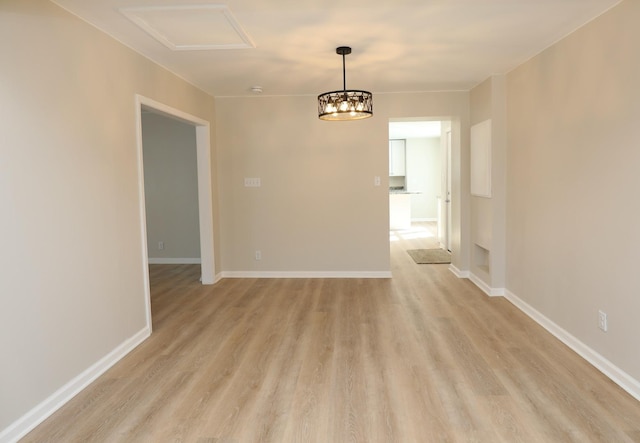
[[244, 177, 261, 187]]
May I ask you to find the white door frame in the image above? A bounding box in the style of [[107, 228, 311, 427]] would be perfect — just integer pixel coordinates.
[[445, 129, 452, 251], [134, 95, 216, 329], [437, 128, 452, 251]]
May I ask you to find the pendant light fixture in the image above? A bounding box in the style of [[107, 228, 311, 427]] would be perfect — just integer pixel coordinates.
[[318, 46, 373, 121]]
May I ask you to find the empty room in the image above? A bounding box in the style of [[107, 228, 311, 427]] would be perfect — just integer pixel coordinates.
[[2, 0, 640, 441]]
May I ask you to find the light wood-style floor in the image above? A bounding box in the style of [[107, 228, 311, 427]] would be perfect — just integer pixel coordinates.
[[23, 223, 640, 442]]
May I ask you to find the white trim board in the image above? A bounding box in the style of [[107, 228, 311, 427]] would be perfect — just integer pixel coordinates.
[[448, 267, 504, 296], [448, 264, 469, 278], [135, 95, 216, 286], [504, 290, 640, 402], [148, 258, 202, 264], [468, 272, 505, 297], [220, 271, 392, 279], [0, 327, 150, 443]]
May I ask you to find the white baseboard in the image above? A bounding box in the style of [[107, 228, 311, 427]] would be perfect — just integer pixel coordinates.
[[411, 218, 437, 222], [504, 290, 640, 402], [0, 327, 151, 443], [468, 273, 505, 297], [148, 258, 201, 264], [449, 264, 469, 278], [448, 266, 504, 296], [448, 269, 640, 401], [219, 271, 392, 279]]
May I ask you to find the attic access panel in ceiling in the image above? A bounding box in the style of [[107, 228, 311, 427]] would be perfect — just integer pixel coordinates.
[[120, 4, 255, 50]]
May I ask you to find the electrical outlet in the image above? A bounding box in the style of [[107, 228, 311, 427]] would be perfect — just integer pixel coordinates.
[[374, 176, 381, 186], [598, 310, 608, 332], [158, 241, 164, 250], [255, 250, 262, 260]]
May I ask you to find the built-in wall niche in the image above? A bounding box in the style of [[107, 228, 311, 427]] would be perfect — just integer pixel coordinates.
[[471, 119, 491, 197], [473, 243, 490, 274]]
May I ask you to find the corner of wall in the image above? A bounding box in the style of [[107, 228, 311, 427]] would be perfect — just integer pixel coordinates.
[[0, 327, 151, 443]]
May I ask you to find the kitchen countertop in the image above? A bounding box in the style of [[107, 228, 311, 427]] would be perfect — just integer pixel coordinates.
[[389, 190, 422, 194]]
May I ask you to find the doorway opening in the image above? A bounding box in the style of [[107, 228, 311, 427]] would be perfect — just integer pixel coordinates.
[[388, 118, 452, 255], [141, 112, 200, 267], [135, 95, 215, 331]]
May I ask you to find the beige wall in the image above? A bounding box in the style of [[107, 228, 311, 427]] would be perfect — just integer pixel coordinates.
[[215, 92, 469, 273], [215, 95, 388, 273], [0, 0, 217, 433], [491, 76, 507, 291], [470, 79, 493, 283], [506, 0, 640, 380], [469, 76, 507, 290], [142, 113, 201, 261]]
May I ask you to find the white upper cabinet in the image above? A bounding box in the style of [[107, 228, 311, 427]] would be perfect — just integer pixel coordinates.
[[389, 139, 406, 176]]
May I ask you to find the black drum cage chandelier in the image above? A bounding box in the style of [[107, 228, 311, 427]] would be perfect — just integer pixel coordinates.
[[317, 46, 373, 121]]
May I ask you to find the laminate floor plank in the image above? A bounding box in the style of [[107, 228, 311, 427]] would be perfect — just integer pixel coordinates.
[[22, 223, 640, 442]]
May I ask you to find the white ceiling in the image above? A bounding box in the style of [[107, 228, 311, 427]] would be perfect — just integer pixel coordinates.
[[52, 0, 620, 97]]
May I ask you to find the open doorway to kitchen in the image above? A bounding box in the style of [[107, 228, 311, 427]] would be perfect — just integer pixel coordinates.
[[388, 118, 451, 260]]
